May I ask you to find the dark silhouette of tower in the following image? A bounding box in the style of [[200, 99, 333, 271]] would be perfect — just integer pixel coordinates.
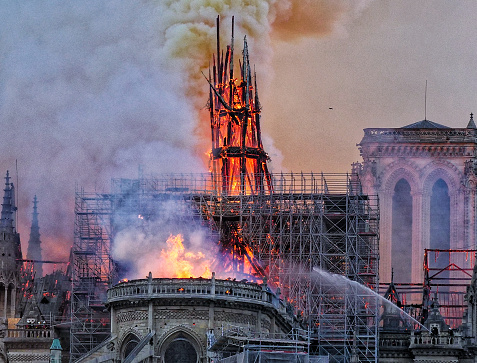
[[26, 195, 42, 278], [0, 171, 22, 320]]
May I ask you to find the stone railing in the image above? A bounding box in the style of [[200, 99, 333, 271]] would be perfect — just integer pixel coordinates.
[[107, 273, 280, 309], [409, 334, 463, 348], [361, 127, 476, 143], [6, 328, 53, 339], [379, 336, 410, 349]]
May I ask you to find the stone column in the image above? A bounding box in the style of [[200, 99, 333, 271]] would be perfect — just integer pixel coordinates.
[[148, 272, 153, 333], [10, 285, 15, 318], [412, 190, 423, 287], [148, 302, 153, 332], [379, 191, 392, 283], [110, 306, 115, 334], [209, 272, 215, 330], [464, 184, 476, 249], [3, 285, 7, 320], [463, 186, 472, 248]]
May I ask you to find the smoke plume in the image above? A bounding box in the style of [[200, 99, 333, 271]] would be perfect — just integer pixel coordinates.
[[0, 1, 370, 267], [112, 200, 222, 280]]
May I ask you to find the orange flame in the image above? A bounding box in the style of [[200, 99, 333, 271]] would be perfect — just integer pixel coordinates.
[[160, 234, 212, 278]]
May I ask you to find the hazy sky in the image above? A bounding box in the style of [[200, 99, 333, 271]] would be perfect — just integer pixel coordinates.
[[263, 1, 477, 172], [1, 1, 476, 261]]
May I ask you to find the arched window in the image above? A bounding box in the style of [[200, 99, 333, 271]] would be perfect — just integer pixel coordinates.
[[163, 337, 198, 363], [121, 333, 140, 361], [159, 330, 200, 363], [392, 179, 412, 283], [430, 179, 450, 250], [430, 179, 450, 290]]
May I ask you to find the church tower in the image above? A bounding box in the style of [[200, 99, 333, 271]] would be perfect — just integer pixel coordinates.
[[0, 171, 22, 320], [26, 195, 42, 278], [357, 116, 477, 285]]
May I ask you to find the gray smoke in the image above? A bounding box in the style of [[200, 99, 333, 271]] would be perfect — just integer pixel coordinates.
[[0, 1, 371, 267]]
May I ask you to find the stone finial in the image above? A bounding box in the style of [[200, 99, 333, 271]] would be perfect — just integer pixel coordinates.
[[467, 113, 476, 129]]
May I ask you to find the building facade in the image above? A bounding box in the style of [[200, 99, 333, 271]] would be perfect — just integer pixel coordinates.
[[77, 273, 305, 363], [357, 116, 477, 285]]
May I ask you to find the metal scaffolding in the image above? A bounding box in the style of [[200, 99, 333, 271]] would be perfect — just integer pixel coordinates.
[[422, 248, 475, 328], [70, 173, 379, 362], [67, 15, 381, 363], [70, 189, 116, 361]]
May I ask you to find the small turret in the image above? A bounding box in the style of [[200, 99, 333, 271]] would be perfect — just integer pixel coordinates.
[[50, 338, 62, 363], [381, 269, 407, 331]]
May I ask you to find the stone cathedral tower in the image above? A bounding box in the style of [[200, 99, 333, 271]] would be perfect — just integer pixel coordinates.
[[26, 195, 42, 278], [0, 171, 22, 320], [357, 116, 477, 285]]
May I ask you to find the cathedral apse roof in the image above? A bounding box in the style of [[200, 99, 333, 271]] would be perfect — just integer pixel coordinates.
[[401, 119, 450, 129]]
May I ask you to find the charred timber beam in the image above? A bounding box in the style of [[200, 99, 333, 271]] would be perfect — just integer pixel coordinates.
[[212, 147, 269, 159]]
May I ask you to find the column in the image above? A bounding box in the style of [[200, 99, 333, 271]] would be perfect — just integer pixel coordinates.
[[379, 192, 392, 283], [209, 273, 216, 330], [412, 190, 423, 287], [148, 302, 153, 332], [10, 285, 15, 318], [3, 285, 7, 320], [464, 185, 475, 249], [110, 306, 115, 334]]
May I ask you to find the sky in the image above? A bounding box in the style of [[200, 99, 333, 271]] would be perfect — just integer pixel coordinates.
[[1, 1, 477, 263], [263, 1, 477, 172]]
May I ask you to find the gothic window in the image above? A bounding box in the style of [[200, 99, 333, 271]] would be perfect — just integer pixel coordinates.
[[430, 179, 450, 250], [392, 178, 413, 283], [163, 337, 198, 363], [430, 179, 450, 290], [121, 333, 140, 361]]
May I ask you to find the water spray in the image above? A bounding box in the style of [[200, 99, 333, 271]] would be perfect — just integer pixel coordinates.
[[313, 267, 429, 331]]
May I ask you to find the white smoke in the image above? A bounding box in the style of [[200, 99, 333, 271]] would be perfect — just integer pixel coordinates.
[[0, 1, 372, 266], [112, 200, 222, 280]]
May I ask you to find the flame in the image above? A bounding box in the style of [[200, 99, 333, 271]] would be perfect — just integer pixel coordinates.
[[160, 234, 212, 278]]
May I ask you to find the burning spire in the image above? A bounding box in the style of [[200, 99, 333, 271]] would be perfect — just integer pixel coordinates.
[[207, 16, 272, 195], [27, 195, 43, 278]]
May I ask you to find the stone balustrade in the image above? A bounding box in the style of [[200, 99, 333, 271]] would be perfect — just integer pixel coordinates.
[[6, 328, 53, 339], [410, 334, 462, 348], [107, 274, 278, 308], [362, 127, 476, 143]]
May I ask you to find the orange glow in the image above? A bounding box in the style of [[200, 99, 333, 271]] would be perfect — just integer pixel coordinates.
[[160, 234, 213, 279], [208, 22, 272, 196]]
